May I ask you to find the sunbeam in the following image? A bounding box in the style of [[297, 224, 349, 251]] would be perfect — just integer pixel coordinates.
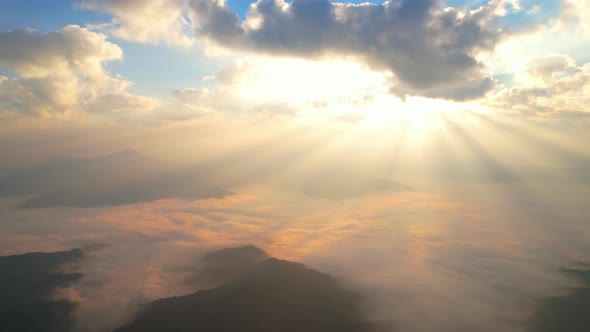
[[1, 1, 590, 332]]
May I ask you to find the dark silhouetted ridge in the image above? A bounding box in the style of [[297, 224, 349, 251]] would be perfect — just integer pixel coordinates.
[[115, 246, 389, 332], [528, 265, 590, 332], [0, 248, 84, 332]]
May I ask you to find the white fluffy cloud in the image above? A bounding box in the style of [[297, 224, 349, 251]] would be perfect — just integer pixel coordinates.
[[480, 0, 590, 118], [558, 0, 590, 37], [487, 55, 590, 117], [0, 25, 159, 118], [79, 0, 194, 47]]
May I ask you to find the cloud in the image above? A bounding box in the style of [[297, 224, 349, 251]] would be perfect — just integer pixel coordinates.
[[0, 25, 159, 117], [186, 0, 512, 101], [1, 180, 590, 332], [487, 55, 590, 117], [166, 87, 233, 115], [557, 0, 590, 38], [157, 72, 301, 121], [0, 114, 589, 331], [475, 0, 590, 118], [517, 54, 577, 84], [0, 25, 121, 78], [490, 0, 521, 17], [79, 0, 195, 47], [162, 82, 251, 121]]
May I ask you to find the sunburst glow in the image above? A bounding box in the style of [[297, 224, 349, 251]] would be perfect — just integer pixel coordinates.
[[1, 1, 590, 332]]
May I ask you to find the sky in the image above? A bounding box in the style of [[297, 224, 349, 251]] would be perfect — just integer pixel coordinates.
[[1, 0, 590, 332]]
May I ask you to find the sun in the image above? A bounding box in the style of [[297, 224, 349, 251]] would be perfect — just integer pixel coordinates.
[[222, 56, 486, 127], [231, 56, 388, 102]]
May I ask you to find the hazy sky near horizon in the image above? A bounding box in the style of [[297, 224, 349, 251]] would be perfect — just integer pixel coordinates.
[[1, 1, 590, 332]]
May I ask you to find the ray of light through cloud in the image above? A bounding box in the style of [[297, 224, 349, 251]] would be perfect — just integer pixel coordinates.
[[0, 1, 590, 332]]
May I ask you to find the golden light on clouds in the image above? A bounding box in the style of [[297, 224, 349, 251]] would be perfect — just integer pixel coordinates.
[[2, 1, 590, 331]]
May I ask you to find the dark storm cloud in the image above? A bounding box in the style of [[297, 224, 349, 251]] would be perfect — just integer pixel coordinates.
[[0, 248, 85, 332], [0, 149, 229, 208], [115, 245, 389, 332], [189, 0, 505, 100]]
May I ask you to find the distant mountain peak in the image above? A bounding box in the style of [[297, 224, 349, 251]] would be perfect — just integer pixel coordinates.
[[102, 148, 144, 159], [2, 149, 228, 208], [202, 245, 269, 263]]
